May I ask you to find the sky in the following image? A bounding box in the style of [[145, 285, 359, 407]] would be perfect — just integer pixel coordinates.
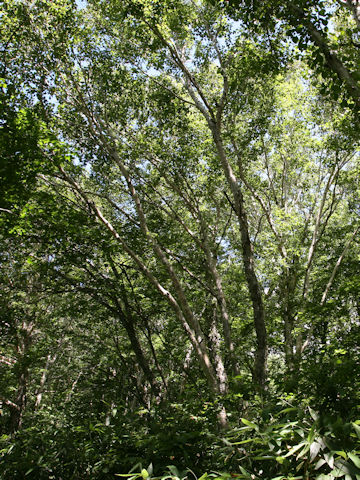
[[76, 0, 87, 9]]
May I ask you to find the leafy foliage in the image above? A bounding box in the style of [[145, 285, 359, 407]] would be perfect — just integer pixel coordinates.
[[1, 0, 360, 479]]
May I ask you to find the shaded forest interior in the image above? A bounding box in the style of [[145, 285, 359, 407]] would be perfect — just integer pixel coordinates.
[[1, 0, 360, 479]]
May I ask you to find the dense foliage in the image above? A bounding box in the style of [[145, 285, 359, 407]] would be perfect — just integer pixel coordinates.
[[1, 0, 360, 478]]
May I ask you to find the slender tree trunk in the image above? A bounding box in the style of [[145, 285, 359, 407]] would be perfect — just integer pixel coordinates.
[[200, 218, 237, 375], [211, 127, 267, 391], [281, 265, 299, 374], [209, 305, 228, 395], [121, 314, 159, 395], [10, 357, 28, 432], [35, 353, 57, 409], [150, 24, 267, 388], [283, 309, 294, 372], [59, 166, 223, 396], [10, 371, 27, 433], [208, 307, 229, 429], [9, 320, 33, 433]]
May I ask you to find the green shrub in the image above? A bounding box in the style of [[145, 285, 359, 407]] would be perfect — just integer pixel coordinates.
[[221, 405, 360, 479]]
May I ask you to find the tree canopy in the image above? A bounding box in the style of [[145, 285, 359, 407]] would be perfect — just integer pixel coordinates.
[[1, 1, 360, 479]]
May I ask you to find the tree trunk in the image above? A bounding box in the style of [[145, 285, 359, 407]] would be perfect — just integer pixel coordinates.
[[211, 127, 267, 391]]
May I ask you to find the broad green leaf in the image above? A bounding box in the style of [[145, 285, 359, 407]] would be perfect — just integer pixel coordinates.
[[335, 451, 348, 460], [348, 453, 360, 469], [141, 469, 149, 479], [310, 441, 323, 462], [324, 452, 335, 469], [352, 423, 360, 440], [309, 407, 319, 422]]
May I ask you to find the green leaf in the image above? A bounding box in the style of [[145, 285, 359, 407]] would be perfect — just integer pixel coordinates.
[[324, 452, 334, 469], [239, 466, 250, 476], [141, 469, 149, 479], [315, 458, 326, 470], [307, 424, 316, 444], [352, 423, 360, 439], [231, 438, 259, 445], [278, 407, 298, 415], [284, 441, 306, 457], [310, 441, 323, 462], [240, 418, 258, 430], [167, 466, 180, 478], [116, 475, 140, 479], [348, 453, 360, 469], [198, 474, 208, 480], [335, 451, 348, 460], [296, 444, 310, 460], [253, 455, 274, 460], [309, 407, 319, 422]]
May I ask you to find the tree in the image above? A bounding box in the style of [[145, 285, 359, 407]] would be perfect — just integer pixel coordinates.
[[220, 0, 360, 110], [1, 3, 360, 476]]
